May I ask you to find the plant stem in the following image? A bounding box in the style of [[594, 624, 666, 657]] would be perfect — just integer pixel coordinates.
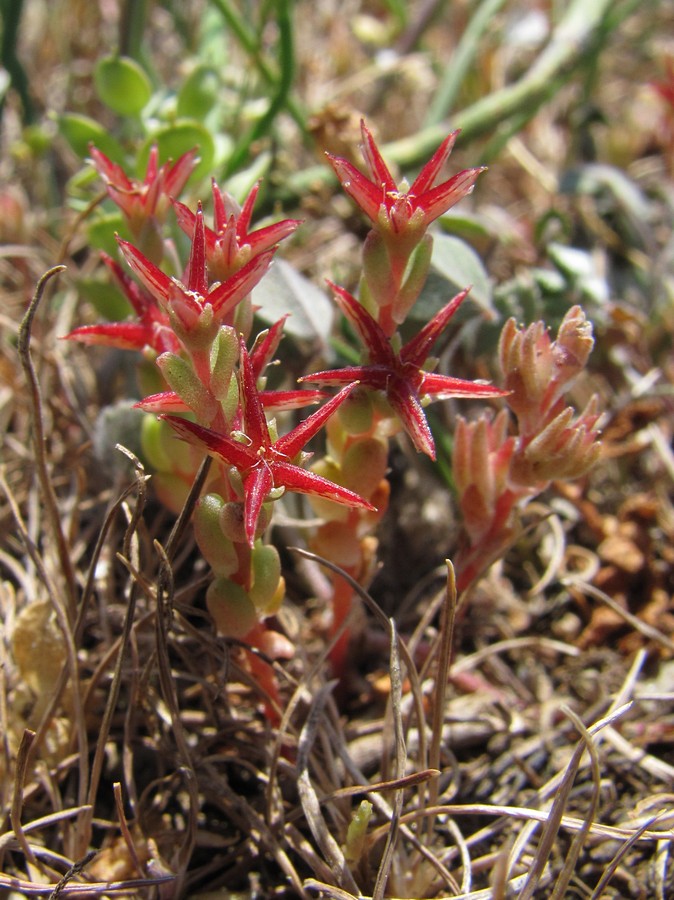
[[425, 0, 509, 126], [223, 0, 296, 177], [209, 0, 307, 131], [0, 0, 34, 123], [277, 0, 633, 202], [119, 0, 148, 60]]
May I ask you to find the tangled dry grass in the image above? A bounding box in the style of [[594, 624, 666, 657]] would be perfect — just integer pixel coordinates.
[[1, 1, 674, 898]]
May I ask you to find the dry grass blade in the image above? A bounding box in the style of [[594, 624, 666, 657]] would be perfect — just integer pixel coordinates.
[[562, 577, 674, 652], [10, 729, 38, 871], [589, 813, 670, 899], [290, 548, 427, 766], [372, 618, 404, 900], [291, 549, 467, 896], [48, 850, 97, 899], [112, 782, 144, 879], [544, 708, 601, 900], [378, 798, 674, 844], [79, 450, 147, 855], [17, 265, 77, 618], [652, 839, 671, 900], [152, 539, 199, 886], [426, 562, 457, 816], [0, 872, 176, 895], [304, 879, 358, 899], [297, 681, 360, 895], [328, 769, 440, 800], [0, 468, 90, 817]]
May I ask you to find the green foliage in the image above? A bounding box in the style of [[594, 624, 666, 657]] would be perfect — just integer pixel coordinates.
[[94, 55, 152, 116]]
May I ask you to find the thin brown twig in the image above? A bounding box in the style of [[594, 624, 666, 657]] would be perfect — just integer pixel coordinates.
[[10, 729, 39, 871], [77, 450, 147, 856], [17, 265, 78, 621]]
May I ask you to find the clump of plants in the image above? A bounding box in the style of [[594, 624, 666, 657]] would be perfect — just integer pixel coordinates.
[[3, 2, 674, 898]]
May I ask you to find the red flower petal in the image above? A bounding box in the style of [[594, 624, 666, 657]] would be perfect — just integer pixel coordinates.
[[65, 322, 151, 351], [238, 339, 272, 450], [359, 120, 397, 193], [328, 282, 393, 365], [207, 249, 275, 316], [415, 168, 485, 224], [172, 199, 219, 258], [274, 383, 358, 460], [135, 392, 188, 412], [184, 203, 208, 296], [409, 131, 459, 195], [250, 316, 288, 378], [420, 372, 508, 400], [117, 238, 174, 302], [242, 465, 273, 546], [300, 365, 382, 387], [271, 460, 375, 511], [163, 147, 199, 197], [326, 154, 384, 224], [401, 288, 469, 367], [160, 415, 257, 471], [260, 389, 328, 411], [387, 375, 436, 458]]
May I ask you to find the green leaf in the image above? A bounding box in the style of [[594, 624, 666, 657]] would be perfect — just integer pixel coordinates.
[[86, 211, 127, 257], [58, 113, 126, 161], [224, 152, 272, 204], [77, 276, 132, 321], [547, 243, 609, 305], [141, 120, 215, 181], [438, 211, 492, 243], [252, 259, 334, 343], [94, 55, 153, 116], [410, 233, 493, 324], [176, 65, 220, 119], [430, 233, 493, 312]]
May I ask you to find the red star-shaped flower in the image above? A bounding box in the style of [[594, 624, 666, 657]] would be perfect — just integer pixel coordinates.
[[64, 252, 180, 355], [161, 338, 375, 546], [117, 204, 275, 335], [90, 144, 198, 236], [173, 180, 301, 281], [301, 283, 508, 459], [327, 121, 484, 241]]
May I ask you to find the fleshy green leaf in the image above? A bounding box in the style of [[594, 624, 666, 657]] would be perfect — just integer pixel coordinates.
[[252, 259, 334, 343], [94, 55, 153, 116]]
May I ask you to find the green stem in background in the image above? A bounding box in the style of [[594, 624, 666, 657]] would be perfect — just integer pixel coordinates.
[[209, 0, 307, 132], [424, 0, 508, 127], [0, 0, 34, 123], [276, 0, 634, 203], [388, 0, 634, 158], [119, 0, 148, 61], [222, 0, 295, 177]]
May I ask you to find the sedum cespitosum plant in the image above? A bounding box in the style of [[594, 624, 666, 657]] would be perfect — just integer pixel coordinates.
[[67, 121, 601, 694]]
